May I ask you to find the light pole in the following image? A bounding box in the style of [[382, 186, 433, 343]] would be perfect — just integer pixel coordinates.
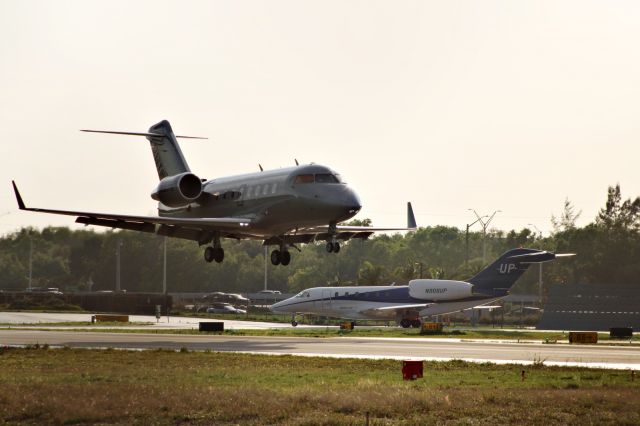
[[28, 237, 33, 290], [528, 223, 543, 305], [162, 236, 167, 295], [414, 262, 423, 279], [465, 215, 487, 267], [115, 239, 123, 292], [264, 246, 268, 291], [468, 209, 501, 265]]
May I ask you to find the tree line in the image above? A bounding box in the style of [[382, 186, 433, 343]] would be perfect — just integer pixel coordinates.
[[1, 184, 638, 295]]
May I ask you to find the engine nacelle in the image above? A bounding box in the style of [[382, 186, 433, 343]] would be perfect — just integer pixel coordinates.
[[151, 172, 203, 207], [408, 279, 473, 301]]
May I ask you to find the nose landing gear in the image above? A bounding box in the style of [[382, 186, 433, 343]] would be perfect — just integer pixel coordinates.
[[325, 241, 340, 253]]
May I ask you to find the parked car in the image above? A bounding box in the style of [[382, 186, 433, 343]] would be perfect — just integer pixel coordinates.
[[202, 292, 249, 307], [206, 303, 245, 314], [258, 290, 281, 295]]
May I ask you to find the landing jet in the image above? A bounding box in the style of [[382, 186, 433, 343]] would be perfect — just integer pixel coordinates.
[[271, 248, 574, 326], [12, 120, 416, 266]]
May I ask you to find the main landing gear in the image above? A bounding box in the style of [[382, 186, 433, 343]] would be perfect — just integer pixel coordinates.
[[400, 319, 422, 328], [204, 246, 224, 263], [271, 248, 291, 266], [291, 314, 298, 327], [204, 236, 224, 263]]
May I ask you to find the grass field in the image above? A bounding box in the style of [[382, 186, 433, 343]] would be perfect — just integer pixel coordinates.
[[0, 346, 639, 425]]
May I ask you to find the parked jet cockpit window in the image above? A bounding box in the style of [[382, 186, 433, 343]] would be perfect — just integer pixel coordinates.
[[314, 173, 340, 184], [293, 174, 314, 184]]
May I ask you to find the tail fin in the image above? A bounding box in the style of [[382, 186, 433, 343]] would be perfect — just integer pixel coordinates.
[[147, 120, 191, 179], [468, 248, 555, 296], [81, 120, 206, 180]]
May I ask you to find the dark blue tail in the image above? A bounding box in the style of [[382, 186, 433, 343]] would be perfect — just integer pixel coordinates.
[[468, 248, 555, 296]]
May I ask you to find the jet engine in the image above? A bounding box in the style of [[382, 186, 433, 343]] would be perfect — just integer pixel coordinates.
[[408, 279, 473, 301], [151, 172, 203, 207]]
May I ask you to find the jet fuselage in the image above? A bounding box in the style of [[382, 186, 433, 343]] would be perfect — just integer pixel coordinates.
[[159, 164, 362, 237]]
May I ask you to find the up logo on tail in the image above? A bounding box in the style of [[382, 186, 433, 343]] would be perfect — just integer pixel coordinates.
[[498, 263, 517, 274]]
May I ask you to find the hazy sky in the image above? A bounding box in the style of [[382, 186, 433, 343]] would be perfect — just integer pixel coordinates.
[[2, 1, 639, 236]]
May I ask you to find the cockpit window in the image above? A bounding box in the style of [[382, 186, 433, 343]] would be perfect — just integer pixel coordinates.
[[293, 174, 314, 184], [295, 290, 310, 298], [315, 173, 340, 184]]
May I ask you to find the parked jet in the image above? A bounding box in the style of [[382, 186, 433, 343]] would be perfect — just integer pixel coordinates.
[[271, 248, 574, 326], [12, 120, 416, 266]]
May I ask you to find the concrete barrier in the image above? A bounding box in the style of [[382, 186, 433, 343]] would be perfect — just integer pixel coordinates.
[[94, 314, 129, 323], [568, 331, 598, 344]]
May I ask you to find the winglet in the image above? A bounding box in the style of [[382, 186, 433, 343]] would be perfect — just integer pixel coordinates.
[[407, 202, 417, 229], [11, 181, 26, 210]]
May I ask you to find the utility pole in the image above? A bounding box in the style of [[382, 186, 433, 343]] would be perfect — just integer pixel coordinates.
[[28, 237, 33, 290], [162, 236, 167, 295], [468, 209, 501, 264], [465, 215, 486, 266], [264, 245, 268, 291], [115, 239, 123, 292], [414, 262, 423, 279], [528, 224, 544, 305]]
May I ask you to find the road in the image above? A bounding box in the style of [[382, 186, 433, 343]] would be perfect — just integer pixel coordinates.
[[1, 329, 638, 369], [0, 311, 300, 329]]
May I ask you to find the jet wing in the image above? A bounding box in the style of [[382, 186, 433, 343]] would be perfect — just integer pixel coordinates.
[[12, 181, 251, 243], [357, 303, 432, 318], [294, 202, 417, 239], [370, 303, 433, 311]]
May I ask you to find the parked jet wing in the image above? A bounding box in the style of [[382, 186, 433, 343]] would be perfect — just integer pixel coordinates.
[[11, 181, 251, 242], [368, 303, 433, 311]]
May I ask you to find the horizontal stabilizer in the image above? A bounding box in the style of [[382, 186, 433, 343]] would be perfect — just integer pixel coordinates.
[[80, 129, 207, 139], [506, 251, 576, 263]]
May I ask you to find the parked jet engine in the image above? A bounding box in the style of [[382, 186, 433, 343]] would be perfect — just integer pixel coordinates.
[[408, 279, 473, 301], [151, 172, 202, 207]]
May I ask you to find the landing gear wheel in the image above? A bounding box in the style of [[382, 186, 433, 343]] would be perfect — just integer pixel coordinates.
[[214, 247, 224, 263], [333, 242, 340, 253], [411, 320, 422, 328], [326, 242, 334, 253], [291, 321, 298, 327], [280, 250, 291, 266], [204, 247, 215, 263], [271, 249, 281, 265], [400, 319, 411, 328]]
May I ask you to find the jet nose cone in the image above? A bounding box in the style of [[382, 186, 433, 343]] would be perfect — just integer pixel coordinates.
[[344, 190, 362, 215], [270, 301, 284, 313]]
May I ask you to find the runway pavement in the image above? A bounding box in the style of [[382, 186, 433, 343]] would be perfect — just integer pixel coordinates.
[[0, 311, 300, 330], [1, 329, 639, 369]]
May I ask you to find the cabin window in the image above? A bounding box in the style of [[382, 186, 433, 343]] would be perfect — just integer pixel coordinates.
[[315, 173, 340, 184], [246, 187, 252, 198], [255, 185, 260, 196], [345, 291, 349, 296], [263, 185, 269, 195], [335, 292, 339, 297], [294, 174, 314, 184], [271, 183, 277, 194]]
